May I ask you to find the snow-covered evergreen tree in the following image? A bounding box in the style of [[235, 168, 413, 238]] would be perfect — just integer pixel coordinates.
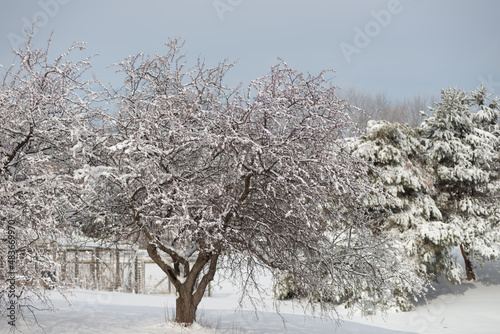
[[350, 120, 460, 309], [420, 86, 500, 280]]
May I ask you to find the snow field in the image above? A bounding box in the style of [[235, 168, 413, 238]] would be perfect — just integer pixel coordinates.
[[2, 259, 500, 333]]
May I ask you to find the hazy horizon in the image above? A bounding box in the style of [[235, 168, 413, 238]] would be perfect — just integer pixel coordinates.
[[1, 0, 499, 101]]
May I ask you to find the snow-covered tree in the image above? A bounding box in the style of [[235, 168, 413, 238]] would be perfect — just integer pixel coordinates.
[[76, 40, 427, 324], [351, 120, 463, 286], [0, 35, 98, 321], [421, 86, 500, 280]]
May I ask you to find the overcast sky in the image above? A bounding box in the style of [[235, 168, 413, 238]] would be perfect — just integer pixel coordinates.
[[1, 0, 499, 101]]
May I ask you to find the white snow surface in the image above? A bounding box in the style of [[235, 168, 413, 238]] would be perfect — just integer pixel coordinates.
[[2, 261, 500, 334]]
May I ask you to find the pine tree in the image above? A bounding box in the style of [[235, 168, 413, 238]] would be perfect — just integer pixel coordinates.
[[351, 120, 460, 308], [420, 86, 500, 280]]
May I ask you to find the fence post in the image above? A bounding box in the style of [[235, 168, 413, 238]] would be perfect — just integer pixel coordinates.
[[74, 248, 79, 287], [115, 248, 121, 290], [61, 249, 67, 281], [96, 248, 101, 290], [134, 256, 140, 293]]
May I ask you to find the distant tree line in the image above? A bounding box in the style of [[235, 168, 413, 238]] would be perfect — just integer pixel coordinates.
[[342, 87, 436, 130]]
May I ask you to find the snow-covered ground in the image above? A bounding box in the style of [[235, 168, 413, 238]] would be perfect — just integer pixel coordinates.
[[2, 260, 500, 334]]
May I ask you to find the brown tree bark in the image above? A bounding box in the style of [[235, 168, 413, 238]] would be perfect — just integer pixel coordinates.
[[176, 285, 197, 324], [146, 242, 219, 325], [460, 244, 476, 281]]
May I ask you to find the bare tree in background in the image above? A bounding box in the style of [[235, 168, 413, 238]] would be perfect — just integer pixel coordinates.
[[343, 87, 435, 130], [395, 94, 436, 127], [343, 88, 392, 131]]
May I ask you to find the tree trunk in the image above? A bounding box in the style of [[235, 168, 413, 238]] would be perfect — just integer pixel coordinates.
[[145, 243, 220, 326], [460, 244, 476, 281], [176, 286, 198, 325], [175, 252, 219, 325]]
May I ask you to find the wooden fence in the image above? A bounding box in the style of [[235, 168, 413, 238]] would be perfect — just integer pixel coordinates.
[[54, 245, 139, 292], [1, 240, 211, 295], [44, 244, 210, 295]]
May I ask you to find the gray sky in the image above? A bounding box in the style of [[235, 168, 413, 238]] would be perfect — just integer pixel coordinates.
[[1, 0, 499, 100]]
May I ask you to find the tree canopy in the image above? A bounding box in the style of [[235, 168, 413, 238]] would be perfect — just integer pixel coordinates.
[[75, 40, 427, 323], [0, 35, 99, 317], [421, 86, 500, 280]]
